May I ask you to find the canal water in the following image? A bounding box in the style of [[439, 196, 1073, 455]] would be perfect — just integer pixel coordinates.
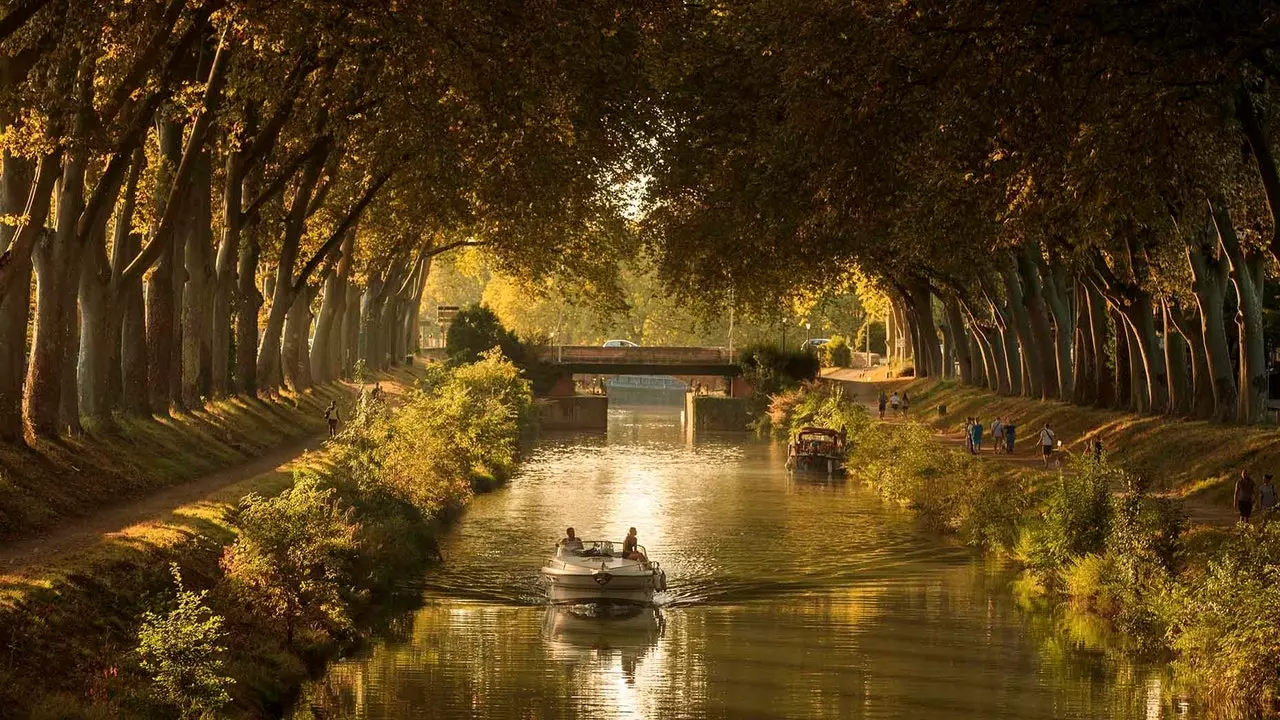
[[292, 406, 1194, 719]]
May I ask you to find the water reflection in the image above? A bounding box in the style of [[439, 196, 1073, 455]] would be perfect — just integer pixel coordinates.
[[292, 406, 1195, 719]]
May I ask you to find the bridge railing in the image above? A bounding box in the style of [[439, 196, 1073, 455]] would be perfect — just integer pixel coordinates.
[[535, 346, 735, 365]]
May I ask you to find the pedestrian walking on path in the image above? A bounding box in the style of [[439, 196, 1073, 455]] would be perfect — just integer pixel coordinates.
[[325, 401, 341, 439], [1259, 474, 1277, 516], [1235, 471, 1257, 523], [991, 417, 1004, 453], [1039, 424, 1056, 467], [890, 391, 901, 415], [1005, 422, 1017, 454], [901, 391, 910, 415], [970, 419, 984, 455], [963, 417, 974, 452], [878, 390, 887, 420]]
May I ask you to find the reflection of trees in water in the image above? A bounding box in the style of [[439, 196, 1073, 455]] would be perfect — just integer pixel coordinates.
[[290, 433, 1193, 720], [292, 563, 1191, 719]]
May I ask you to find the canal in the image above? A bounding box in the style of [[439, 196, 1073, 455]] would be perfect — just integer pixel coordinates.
[[292, 406, 1193, 719]]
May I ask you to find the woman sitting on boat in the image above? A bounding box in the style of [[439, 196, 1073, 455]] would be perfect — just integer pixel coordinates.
[[623, 527, 647, 561]]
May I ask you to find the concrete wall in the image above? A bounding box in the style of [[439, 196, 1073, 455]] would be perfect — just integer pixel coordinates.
[[538, 395, 609, 430], [684, 393, 751, 436]]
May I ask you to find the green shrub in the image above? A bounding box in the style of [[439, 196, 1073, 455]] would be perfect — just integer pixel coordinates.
[[1061, 553, 1123, 616], [952, 468, 1036, 551], [221, 480, 359, 647], [445, 304, 524, 366], [1020, 458, 1115, 574], [818, 335, 853, 367], [1161, 522, 1280, 715], [136, 566, 234, 719], [737, 343, 819, 395]]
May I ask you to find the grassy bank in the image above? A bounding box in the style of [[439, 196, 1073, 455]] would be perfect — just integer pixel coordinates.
[[0, 352, 535, 718], [774, 382, 1278, 718], [0, 385, 353, 542], [896, 378, 1280, 513]]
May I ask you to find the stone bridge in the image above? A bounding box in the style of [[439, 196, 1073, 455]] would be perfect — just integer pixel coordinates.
[[534, 346, 740, 376]]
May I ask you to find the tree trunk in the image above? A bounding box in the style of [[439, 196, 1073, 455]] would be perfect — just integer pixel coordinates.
[[181, 150, 213, 409], [1168, 303, 1215, 419], [255, 149, 323, 392], [234, 215, 261, 395], [281, 288, 311, 391], [908, 281, 941, 377], [1071, 280, 1096, 406], [1111, 308, 1131, 410], [885, 307, 897, 365], [1000, 257, 1041, 398], [311, 272, 342, 384], [341, 284, 360, 377], [1162, 300, 1191, 416], [944, 297, 972, 384], [211, 144, 244, 397], [1016, 244, 1060, 399], [1186, 218, 1237, 422], [1042, 263, 1076, 399], [1212, 199, 1267, 423], [0, 152, 33, 442], [1084, 284, 1114, 408], [992, 300, 1022, 396], [1125, 293, 1168, 413], [77, 213, 117, 427], [27, 144, 89, 437], [311, 229, 354, 384], [146, 117, 183, 415]]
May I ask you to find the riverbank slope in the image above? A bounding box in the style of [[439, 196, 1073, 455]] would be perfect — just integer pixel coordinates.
[[0, 357, 535, 718], [823, 370, 1261, 522]]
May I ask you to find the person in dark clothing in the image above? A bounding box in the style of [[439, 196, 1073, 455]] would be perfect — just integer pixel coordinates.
[[1236, 471, 1257, 523], [324, 401, 340, 438], [1004, 423, 1016, 454]]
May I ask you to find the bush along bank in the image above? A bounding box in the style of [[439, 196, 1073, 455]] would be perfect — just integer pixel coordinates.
[[776, 382, 1280, 718], [8, 351, 535, 719]]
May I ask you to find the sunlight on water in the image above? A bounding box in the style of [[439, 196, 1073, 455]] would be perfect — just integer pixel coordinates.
[[292, 405, 1195, 719]]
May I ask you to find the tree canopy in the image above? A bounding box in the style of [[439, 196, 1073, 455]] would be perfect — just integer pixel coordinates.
[[1, 0, 1279, 441]]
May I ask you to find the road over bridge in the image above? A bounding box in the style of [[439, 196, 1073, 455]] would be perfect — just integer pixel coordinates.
[[534, 346, 740, 376]]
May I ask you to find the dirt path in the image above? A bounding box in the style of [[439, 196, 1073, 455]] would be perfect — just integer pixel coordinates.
[[821, 370, 1239, 529], [0, 433, 325, 572], [0, 370, 422, 575]]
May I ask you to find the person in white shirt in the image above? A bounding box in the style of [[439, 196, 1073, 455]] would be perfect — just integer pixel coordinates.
[[1039, 424, 1057, 467], [889, 391, 901, 414], [560, 527, 583, 553]]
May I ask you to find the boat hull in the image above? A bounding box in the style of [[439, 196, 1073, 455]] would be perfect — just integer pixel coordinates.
[[542, 569, 661, 606], [786, 453, 845, 476]]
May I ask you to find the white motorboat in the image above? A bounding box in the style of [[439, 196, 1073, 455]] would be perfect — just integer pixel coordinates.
[[541, 540, 667, 606]]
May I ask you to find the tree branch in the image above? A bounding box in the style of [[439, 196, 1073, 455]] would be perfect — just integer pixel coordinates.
[[0, 0, 55, 46], [290, 168, 395, 295], [115, 28, 232, 290], [0, 150, 62, 296]]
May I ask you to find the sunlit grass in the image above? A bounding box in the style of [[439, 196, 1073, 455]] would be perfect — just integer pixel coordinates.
[[0, 383, 359, 542], [887, 379, 1274, 521]]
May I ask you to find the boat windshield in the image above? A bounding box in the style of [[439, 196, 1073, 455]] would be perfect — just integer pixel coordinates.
[[796, 432, 842, 454], [557, 540, 646, 558]]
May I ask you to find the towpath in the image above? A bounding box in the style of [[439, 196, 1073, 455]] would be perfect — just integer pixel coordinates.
[[820, 368, 1239, 529], [0, 376, 415, 576]]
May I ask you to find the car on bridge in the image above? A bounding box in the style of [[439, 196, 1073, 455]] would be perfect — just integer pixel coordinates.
[[800, 338, 830, 352], [602, 339, 639, 347]]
